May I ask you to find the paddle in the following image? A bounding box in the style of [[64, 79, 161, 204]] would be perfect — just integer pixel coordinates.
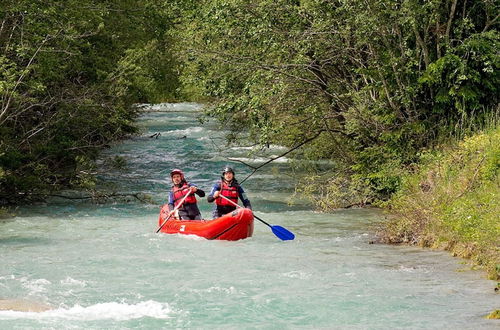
[[156, 191, 192, 233], [218, 195, 295, 241]]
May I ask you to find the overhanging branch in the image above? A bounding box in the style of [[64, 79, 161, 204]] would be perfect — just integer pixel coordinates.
[[231, 130, 325, 183]]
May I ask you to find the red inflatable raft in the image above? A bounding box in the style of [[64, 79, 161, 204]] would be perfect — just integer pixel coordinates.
[[157, 204, 254, 241]]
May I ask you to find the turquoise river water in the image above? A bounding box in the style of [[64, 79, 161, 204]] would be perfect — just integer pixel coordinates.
[[1, 103, 498, 329]]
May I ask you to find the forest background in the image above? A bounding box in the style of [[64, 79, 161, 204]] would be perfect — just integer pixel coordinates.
[[0, 1, 498, 280]]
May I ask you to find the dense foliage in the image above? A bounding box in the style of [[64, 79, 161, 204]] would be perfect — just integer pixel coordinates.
[[381, 127, 499, 279], [0, 0, 179, 203], [1, 0, 498, 207], [175, 0, 499, 207]]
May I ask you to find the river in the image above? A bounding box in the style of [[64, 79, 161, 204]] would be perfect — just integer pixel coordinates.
[[0, 103, 497, 329]]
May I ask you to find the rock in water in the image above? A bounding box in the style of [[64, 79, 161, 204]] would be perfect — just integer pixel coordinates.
[[0, 299, 52, 312]]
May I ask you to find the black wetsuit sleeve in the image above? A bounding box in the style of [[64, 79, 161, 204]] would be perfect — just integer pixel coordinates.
[[195, 189, 205, 198]]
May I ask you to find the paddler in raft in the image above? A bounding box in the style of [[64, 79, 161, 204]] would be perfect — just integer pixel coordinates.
[[167, 169, 205, 220], [207, 166, 252, 218]]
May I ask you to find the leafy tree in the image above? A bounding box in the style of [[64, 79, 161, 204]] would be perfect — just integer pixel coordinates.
[[175, 0, 499, 207], [0, 0, 180, 203]]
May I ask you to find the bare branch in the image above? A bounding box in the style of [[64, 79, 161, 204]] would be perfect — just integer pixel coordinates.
[[445, 0, 458, 45], [231, 130, 325, 184], [49, 192, 153, 203], [483, 13, 499, 32], [0, 34, 52, 124]]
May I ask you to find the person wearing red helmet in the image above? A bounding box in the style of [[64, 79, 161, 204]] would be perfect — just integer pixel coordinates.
[[167, 169, 205, 220], [207, 166, 251, 218]]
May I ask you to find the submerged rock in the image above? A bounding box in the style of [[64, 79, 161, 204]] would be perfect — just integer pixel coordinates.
[[0, 299, 52, 312]]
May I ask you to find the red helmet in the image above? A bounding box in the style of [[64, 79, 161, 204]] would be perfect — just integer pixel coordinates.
[[170, 169, 185, 181]]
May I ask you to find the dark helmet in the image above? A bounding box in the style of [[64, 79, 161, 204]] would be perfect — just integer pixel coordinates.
[[221, 166, 238, 183], [221, 166, 235, 176], [170, 168, 185, 181]]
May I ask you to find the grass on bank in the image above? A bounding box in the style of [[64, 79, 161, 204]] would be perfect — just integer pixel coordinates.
[[379, 126, 500, 281]]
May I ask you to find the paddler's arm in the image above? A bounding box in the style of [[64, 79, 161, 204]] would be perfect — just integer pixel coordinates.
[[188, 184, 205, 197], [167, 191, 175, 211], [195, 188, 205, 197], [237, 186, 252, 209], [207, 183, 221, 203]]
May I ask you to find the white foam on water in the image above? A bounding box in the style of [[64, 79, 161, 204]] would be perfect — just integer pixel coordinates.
[[229, 144, 288, 152], [60, 277, 87, 287], [187, 286, 239, 295], [144, 115, 192, 122], [172, 233, 206, 241], [228, 156, 289, 164], [196, 136, 211, 141], [20, 278, 51, 295], [281, 271, 312, 280], [228, 146, 254, 151], [162, 127, 204, 136], [0, 300, 175, 321], [385, 265, 431, 274], [147, 102, 202, 112]]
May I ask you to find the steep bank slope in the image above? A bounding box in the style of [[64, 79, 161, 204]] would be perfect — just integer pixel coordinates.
[[380, 127, 499, 281]]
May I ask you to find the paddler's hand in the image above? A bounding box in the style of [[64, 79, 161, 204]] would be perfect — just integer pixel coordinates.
[[213, 191, 220, 198], [189, 186, 197, 193]]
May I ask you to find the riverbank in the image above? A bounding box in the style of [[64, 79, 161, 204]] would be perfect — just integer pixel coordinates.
[[379, 126, 499, 285]]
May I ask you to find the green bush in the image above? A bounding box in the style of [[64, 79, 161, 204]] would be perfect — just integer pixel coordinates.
[[382, 127, 500, 279]]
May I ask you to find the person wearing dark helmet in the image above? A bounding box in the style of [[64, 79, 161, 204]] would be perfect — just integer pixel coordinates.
[[207, 166, 252, 218], [167, 169, 205, 220]]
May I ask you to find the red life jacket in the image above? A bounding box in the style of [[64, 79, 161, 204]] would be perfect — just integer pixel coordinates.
[[172, 183, 197, 206], [216, 180, 239, 206]]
